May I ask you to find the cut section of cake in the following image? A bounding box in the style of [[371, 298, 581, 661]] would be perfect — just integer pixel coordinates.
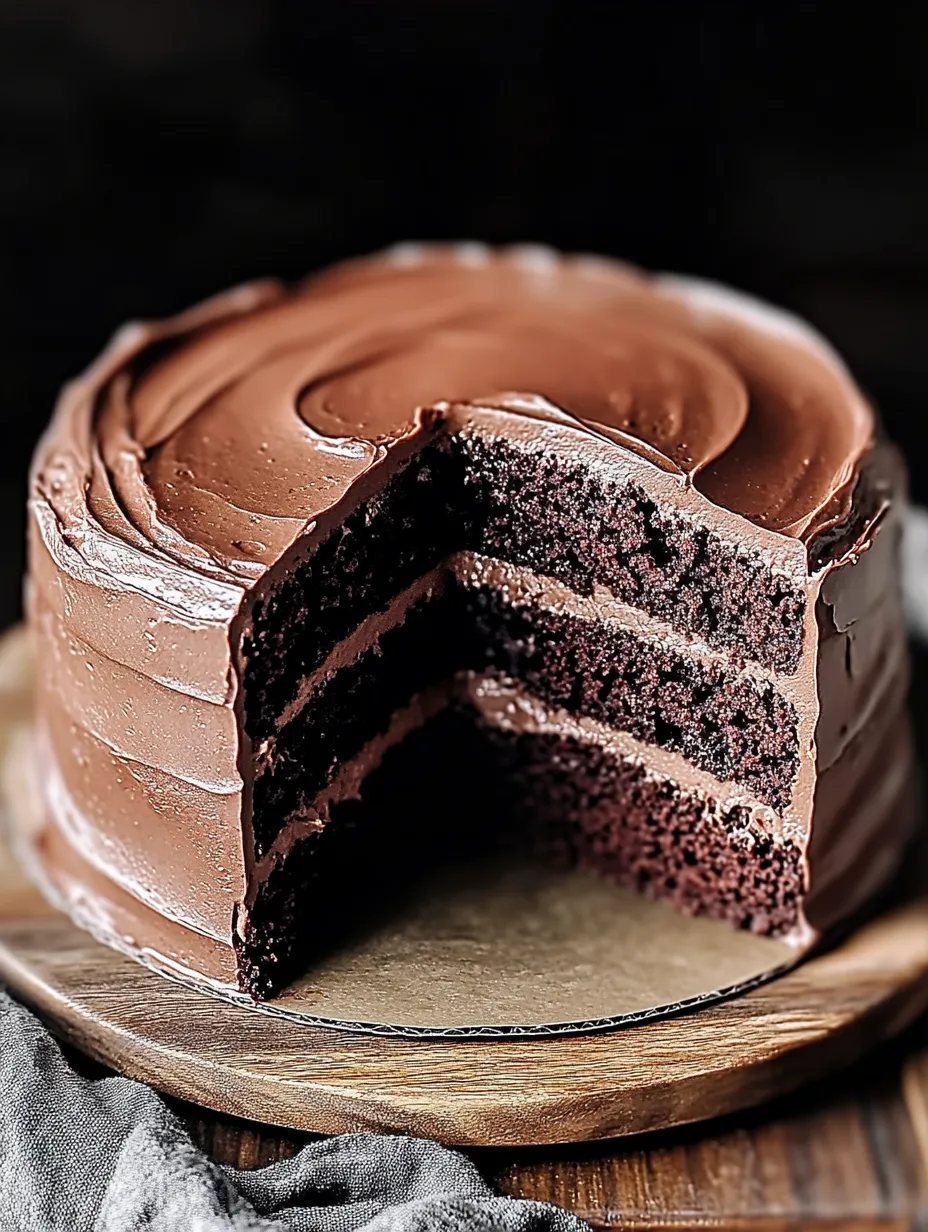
[[27, 245, 915, 999]]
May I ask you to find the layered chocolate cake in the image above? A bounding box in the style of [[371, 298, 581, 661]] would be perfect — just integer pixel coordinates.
[[26, 244, 915, 999]]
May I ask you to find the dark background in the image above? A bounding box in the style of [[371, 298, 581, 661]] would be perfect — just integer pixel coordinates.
[[2, 0, 927, 621]]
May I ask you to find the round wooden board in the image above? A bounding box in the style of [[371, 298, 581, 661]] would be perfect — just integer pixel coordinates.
[[3, 623, 928, 1144], [3, 834, 928, 1146]]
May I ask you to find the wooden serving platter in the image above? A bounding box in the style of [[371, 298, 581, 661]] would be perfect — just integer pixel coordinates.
[[3, 622, 928, 1146], [3, 851, 928, 1145]]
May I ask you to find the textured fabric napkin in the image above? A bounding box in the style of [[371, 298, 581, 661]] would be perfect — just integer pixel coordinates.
[[0, 990, 586, 1231]]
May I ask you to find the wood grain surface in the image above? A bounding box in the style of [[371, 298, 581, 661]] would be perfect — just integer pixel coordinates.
[[3, 841, 928, 1148], [174, 1020, 928, 1229]]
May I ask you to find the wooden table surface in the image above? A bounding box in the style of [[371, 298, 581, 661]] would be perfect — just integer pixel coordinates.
[[175, 1019, 928, 1230]]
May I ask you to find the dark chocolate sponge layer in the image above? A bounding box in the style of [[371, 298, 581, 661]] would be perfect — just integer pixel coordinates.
[[243, 433, 806, 741], [473, 589, 798, 811], [487, 727, 804, 938], [239, 711, 493, 999], [459, 433, 804, 674]]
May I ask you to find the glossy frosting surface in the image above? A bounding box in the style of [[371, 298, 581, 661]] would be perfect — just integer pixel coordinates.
[[33, 245, 875, 612]]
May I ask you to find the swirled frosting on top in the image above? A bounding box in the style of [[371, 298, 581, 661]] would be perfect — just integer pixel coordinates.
[[33, 244, 875, 607]]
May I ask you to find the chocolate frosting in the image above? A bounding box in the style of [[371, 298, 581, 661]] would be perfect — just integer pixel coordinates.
[[33, 244, 875, 613], [24, 243, 911, 991]]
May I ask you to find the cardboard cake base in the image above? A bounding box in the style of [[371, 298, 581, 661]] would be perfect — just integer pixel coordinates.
[[269, 860, 793, 1034], [3, 625, 928, 1142]]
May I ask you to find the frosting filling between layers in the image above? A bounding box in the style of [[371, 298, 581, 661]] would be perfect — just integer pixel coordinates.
[[248, 684, 453, 897], [248, 568, 804, 860], [253, 551, 801, 776], [251, 673, 784, 895]]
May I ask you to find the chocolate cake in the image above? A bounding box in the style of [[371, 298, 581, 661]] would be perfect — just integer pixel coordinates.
[[26, 244, 915, 1000]]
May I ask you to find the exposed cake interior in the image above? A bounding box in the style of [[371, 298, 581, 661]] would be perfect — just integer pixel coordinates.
[[244, 431, 806, 737], [237, 424, 812, 999]]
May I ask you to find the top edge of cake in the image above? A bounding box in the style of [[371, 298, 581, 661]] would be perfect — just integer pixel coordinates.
[[30, 243, 880, 624]]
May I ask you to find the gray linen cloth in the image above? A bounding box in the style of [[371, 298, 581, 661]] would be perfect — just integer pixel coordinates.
[[0, 990, 586, 1231]]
